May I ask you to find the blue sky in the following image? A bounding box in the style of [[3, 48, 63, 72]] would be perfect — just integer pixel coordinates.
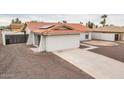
[[0, 14, 124, 26]]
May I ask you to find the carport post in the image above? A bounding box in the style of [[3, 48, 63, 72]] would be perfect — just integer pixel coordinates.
[[1, 31, 6, 45]]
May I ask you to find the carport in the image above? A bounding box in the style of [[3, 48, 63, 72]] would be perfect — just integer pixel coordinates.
[[2, 31, 28, 45], [5, 34, 28, 45]]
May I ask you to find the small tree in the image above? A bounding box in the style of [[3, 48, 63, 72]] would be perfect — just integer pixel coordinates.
[[11, 18, 22, 24], [21, 23, 27, 42], [18, 21, 22, 24], [15, 18, 19, 23], [11, 19, 15, 24], [63, 20, 67, 23], [80, 22, 83, 24], [86, 21, 94, 28]]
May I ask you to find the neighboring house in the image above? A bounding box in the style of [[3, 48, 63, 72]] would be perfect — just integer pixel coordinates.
[[2, 24, 28, 45], [92, 26, 124, 41], [80, 27, 92, 41], [26, 22, 89, 52]]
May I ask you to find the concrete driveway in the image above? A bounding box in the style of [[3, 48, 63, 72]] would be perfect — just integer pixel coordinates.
[[54, 48, 124, 79]]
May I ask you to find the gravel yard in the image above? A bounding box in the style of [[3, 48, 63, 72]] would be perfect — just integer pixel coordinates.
[[0, 44, 93, 79], [90, 44, 124, 63]]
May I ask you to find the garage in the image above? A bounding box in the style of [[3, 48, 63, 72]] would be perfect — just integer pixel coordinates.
[[5, 34, 28, 45]]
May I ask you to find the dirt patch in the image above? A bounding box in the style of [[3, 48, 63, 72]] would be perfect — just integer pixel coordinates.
[[79, 45, 89, 49], [90, 44, 124, 63], [0, 44, 93, 79]]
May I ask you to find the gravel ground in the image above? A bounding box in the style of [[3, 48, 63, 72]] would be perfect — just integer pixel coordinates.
[[0, 44, 93, 79], [79, 45, 89, 49], [90, 44, 124, 63]]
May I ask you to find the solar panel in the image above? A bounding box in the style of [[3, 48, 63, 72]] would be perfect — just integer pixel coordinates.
[[39, 24, 54, 29]]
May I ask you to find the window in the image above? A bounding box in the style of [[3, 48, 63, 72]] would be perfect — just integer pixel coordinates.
[[85, 34, 89, 39]]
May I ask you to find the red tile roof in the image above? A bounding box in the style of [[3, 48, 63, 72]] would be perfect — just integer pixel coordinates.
[[26, 22, 90, 35]]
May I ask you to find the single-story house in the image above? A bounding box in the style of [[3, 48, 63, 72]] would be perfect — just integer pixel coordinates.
[[2, 23, 28, 45], [92, 26, 124, 41], [26, 22, 89, 52]]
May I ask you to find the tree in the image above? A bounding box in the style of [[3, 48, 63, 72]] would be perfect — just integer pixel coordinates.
[[21, 23, 27, 42], [11, 19, 15, 24], [63, 20, 67, 23], [86, 21, 94, 28], [80, 22, 83, 24], [100, 14, 107, 27], [11, 18, 22, 24], [31, 20, 38, 22], [18, 21, 22, 24], [96, 25, 98, 28], [15, 18, 19, 23]]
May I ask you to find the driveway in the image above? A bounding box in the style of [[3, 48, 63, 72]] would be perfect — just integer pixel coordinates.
[[54, 48, 124, 79], [0, 44, 93, 79]]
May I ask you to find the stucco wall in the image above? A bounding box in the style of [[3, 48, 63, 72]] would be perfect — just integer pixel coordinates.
[[26, 32, 34, 45], [122, 33, 124, 40], [45, 34, 80, 52], [92, 32, 115, 41], [80, 32, 91, 41], [38, 35, 46, 51], [0, 31, 2, 45]]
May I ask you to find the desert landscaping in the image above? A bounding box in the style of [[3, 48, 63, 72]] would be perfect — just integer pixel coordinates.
[[0, 14, 124, 79]]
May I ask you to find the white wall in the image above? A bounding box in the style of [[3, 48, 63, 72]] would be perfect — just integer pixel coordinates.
[[25, 27, 31, 34], [80, 32, 92, 41], [38, 35, 46, 51], [26, 32, 34, 45], [92, 32, 115, 41], [45, 34, 80, 52], [2, 31, 6, 45], [122, 33, 124, 40]]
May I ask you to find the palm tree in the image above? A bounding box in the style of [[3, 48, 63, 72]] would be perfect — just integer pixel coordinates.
[[100, 14, 107, 27]]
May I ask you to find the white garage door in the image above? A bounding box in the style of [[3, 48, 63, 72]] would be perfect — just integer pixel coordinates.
[[45, 34, 80, 52]]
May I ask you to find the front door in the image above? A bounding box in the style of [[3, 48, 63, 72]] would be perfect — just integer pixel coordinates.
[[115, 34, 119, 41]]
